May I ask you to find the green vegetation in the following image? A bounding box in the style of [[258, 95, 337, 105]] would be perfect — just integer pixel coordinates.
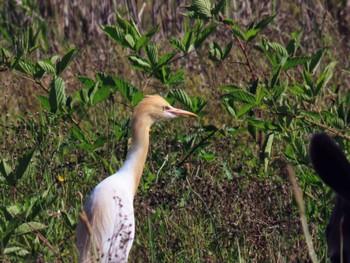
[[1, 0, 350, 261]]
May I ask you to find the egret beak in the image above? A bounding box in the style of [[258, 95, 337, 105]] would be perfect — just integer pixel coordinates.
[[167, 107, 197, 118]]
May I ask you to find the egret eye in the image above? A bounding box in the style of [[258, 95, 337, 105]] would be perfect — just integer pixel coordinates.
[[162, 106, 171, 111]]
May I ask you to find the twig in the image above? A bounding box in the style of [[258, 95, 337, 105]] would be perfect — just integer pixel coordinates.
[[286, 165, 318, 263], [35, 232, 59, 254], [303, 118, 350, 141], [176, 128, 218, 168]]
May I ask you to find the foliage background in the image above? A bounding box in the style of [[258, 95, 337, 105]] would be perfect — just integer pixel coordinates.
[[1, 0, 350, 262]]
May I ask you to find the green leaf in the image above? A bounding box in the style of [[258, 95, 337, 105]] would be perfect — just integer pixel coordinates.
[[169, 38, 186, 52], [3, 246, 29, 256], [186, 0, 212, 19], [237, 103, 254, 118], [56, 48, 77, 75], [212, 0, 227, 16], [0, 159, 12, 180], [128, 55, 152, 72], [37, 95, 51, 111], [92, 86, 110, 104], [71, 126, 88, 143], [145, 43, 158, 66], [37, 60, 56, 74], [157, 51, 177, 68], [262, 133, 274, 172], [170, 89, 193, 110], [124, 33, 135, 48], [101, 25, 125, 45], [15, 149, 34, 179], [78, 76, 96, 89], [135, 26, 159, 52], [286, 31, 302, 56], [223, 87, 256, 104], [192, 96, 208, 114], [230, 23, 245, 40], [268, 42, 288, 57], [270, 66, 281, 90], [254, 14, 276, 31], [165, 69, 185, 86], [314, 61, 337, 96], [15, 222, 47, 235], [282, 56, 310, 71], [194, 23, 217, 48], [49, 77, 67, 113], [14, 60, 36, 75], [246, 118, 280, 131], [222, 162, 233, 180], [245, 28, 261, 41], [308, 48, 327, 74], [222, 41, 233, 59]]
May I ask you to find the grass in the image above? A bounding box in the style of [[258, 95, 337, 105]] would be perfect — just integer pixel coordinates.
[[1, 0, 349, 262]]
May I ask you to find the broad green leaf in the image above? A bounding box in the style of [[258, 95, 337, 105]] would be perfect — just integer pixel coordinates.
[[92, 86, 110, 104], [314, 61, 337, 96], [286, 31, 302, 56], [268, 42, 288, 57], [15, 222, 47, 235], [157, 51, 177, 68], [131, 91, 144, 106], [282, 56, 310, 71], [169, 38, 186, 52], [246, 118, 280, 131], [308, 48, 327, 74], [192, 96, 208, 114], [37, 95, 51, 111], [71, 126, 88, 143], [116, 13, 140, 39], [124, 33, 135, 48], [170, 89, 193, 110], [56, 48, 77, 75], [230, 23, 245, 40], [237, 103, 255, 118], [101, 25, 125, 45], [212, 0, 227, 16], [302, 69, 313, 87], [262, 133, 274, 172], [165, 69, 185, 86], [245, 28, 260, 41], [49, 77, 67, 113], [194, 23, 217, 48], [0, 159, 12, 178], [221, 100, 236, 117], [270, 66, 281, 90], [88, 81, 99, 104], [37, 60, 56, 74], [222, 41, 233, 59], [77, 76, 95, 89], [15, 60, 36, 75], [3, 246, 29, 256], [225, 88, 256, 104], [254, 14, 276, 31], [14, 148, 35, 184], [186, 0, 212, 19], [135, 26, 159, 52], [145, 43, 158, 66], [128, 55, 152, 72]]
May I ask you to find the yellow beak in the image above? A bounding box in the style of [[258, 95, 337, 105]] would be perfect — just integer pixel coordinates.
[[167, 107, 198, 118]]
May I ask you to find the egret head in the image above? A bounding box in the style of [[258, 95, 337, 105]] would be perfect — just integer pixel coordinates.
[[133, 95, 197, 124]]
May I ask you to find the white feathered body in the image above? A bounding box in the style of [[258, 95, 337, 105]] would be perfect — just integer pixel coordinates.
[[76, 170, 135, 263]]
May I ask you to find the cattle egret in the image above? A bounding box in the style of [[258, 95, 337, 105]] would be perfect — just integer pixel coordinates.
[[76, 95, 197, 263]]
